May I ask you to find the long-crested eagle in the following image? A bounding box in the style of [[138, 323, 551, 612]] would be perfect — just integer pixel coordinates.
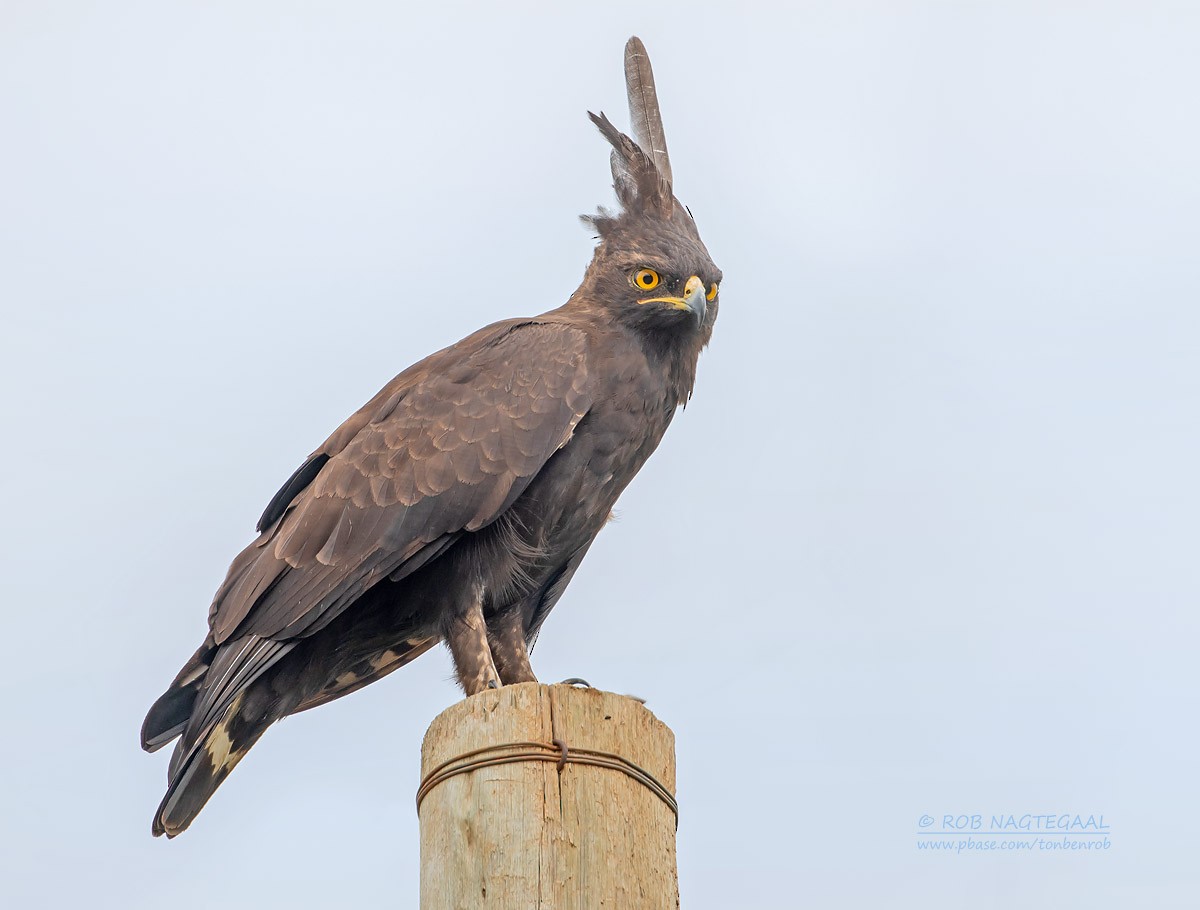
[[142, 36, 721, 837]]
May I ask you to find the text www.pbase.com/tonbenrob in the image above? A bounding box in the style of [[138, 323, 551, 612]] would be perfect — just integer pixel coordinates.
[[917, 835, 1111, 854], [915, 813, 1111, 854]]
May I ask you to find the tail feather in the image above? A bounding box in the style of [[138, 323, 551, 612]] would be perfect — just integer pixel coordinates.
[[141, 642, 215, 752], [141, 689, 195, 753], [152, 689, 272, 838], [146, 632, 436, 836], [293, 636, 438, 713]]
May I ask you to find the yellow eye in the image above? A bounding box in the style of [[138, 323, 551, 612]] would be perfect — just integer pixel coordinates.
[[706, 282, 719, 301], [632, 268, 661, 291]]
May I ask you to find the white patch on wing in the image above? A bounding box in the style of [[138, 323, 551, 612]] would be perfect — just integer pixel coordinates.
[[206, 693, 245, 771], [206, 724, 234, 771], [370, 650, 399, 671]]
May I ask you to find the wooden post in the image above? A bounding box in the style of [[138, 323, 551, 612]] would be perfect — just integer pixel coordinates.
[[418, 682, 678, 909]]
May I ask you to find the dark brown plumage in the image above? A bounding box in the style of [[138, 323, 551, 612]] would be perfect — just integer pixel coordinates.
[[142, 35, 721, 837]]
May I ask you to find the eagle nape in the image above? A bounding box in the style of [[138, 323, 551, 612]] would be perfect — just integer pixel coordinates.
[[142, 35, 720, 838]]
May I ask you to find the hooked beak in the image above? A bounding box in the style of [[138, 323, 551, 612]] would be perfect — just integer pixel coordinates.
[[638, 275, 707, 326]]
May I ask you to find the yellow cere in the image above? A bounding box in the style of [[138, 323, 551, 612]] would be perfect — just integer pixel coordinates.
[[706, 283, 719, 301]]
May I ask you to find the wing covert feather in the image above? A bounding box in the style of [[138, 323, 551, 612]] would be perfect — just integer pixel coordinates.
[[209, 320, 592, 645], [174, 321, 592, 768]]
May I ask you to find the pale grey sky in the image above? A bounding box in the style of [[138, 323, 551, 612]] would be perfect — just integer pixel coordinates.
[[2, 2, 1198, 907]]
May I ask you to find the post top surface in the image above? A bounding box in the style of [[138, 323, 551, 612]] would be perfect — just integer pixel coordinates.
[[419, 682, 676, 794]]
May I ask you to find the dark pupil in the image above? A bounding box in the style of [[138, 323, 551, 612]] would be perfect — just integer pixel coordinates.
[[641, 273, 653, 285]]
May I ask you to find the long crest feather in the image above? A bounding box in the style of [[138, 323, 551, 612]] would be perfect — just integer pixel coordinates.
[[588, 112, 660, 209], [624, 36, 672, 187], [585, 38, 679, 235]]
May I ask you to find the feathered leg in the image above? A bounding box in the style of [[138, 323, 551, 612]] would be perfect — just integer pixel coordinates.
[[443, 590, 500, 695], [486, 608, 537, 685]]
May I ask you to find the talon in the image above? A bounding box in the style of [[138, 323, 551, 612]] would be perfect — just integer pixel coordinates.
[[487, 679, 499, 689], [558, 677, 591, 687]]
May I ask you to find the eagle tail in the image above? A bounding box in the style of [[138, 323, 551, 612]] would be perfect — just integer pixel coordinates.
[[152, 690, 272, 838], [292, 635, 439, 713], [141, 642, 216, 752]]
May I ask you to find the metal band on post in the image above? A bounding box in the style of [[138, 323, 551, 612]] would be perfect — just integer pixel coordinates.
[[416, 738, 679, 826]]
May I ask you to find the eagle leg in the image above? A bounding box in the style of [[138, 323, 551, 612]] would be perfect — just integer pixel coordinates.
[[486, 608, 538, 686], [443, 590, 501, 696]]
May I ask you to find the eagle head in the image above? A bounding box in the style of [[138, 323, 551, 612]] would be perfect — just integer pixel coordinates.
[[578, 39, 721, 344]]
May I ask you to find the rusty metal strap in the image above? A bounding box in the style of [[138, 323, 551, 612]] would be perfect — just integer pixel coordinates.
[[415, 739, 678, 827]]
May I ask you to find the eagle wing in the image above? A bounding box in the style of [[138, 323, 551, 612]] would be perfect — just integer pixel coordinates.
[[176, 319, 592, 756]]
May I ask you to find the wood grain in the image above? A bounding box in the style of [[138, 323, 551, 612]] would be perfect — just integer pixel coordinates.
[[419, 683, 678, 909]]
